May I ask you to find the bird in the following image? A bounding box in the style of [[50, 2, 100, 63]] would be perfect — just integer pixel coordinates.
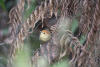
[[39, 29, 51, 42]]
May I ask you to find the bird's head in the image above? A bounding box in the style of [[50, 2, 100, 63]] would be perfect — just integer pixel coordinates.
[[39, 29, 51, 42]]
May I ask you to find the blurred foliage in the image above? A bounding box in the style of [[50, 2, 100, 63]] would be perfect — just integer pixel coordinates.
[[0, 0, 16, 67], [23, 0, 37, 20], [71, 19, 86, 44], [79, 35, 86, 44], [71, 19, 78, 33], [12, 42, 70, 67], [12, 44, 31, 67], [52, 60, 70, 67], [0, 0, 6, 10]]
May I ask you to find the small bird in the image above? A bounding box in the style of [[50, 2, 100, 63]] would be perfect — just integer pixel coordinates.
[[39, 29, 51, 42]]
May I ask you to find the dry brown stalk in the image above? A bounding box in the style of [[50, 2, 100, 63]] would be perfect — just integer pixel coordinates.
[[6, 0, 100, 67]]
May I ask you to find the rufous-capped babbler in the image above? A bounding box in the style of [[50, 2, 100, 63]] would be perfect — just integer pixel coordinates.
[[39, 29, 51, 42]]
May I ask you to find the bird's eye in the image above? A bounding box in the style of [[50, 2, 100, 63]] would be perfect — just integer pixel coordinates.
[[43, 32, 45, 34]]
